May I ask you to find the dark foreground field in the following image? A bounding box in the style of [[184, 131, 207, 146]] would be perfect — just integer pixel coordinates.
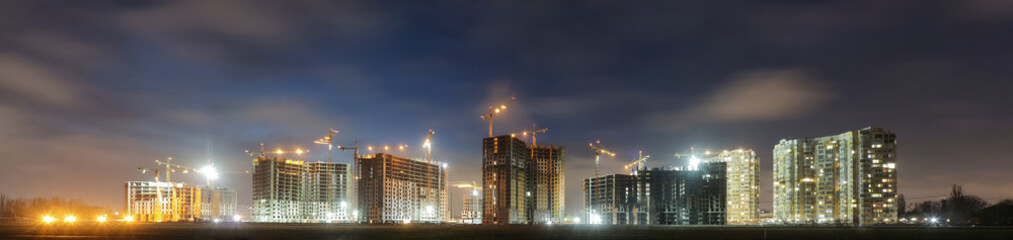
[[2, 223, 1013, 240]]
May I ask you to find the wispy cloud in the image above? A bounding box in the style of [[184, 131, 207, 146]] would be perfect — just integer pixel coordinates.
[[647, 69, 832, 131], [0, 54, 82, 107]]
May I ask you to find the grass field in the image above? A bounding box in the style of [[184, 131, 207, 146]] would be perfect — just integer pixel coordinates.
[[2, 223, 1013, 240]]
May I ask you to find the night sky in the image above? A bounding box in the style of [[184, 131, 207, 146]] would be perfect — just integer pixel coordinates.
[[1, 0, 1012, 218]]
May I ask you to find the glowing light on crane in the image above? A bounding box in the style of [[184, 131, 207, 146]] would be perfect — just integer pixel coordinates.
[[201, 165, 219, 180], [480, 97, 517, 137]]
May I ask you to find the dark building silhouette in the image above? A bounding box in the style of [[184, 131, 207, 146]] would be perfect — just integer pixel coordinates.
[[584, 162, 727, 225]]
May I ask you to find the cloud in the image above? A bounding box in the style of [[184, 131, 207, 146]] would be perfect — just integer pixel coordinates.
[[117, 0, 390, 65], [647, 69, 832, 131], [0, 54, 81, 107]]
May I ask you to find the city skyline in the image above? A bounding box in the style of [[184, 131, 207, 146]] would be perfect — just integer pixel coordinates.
[[2, 0, 1013, 222]]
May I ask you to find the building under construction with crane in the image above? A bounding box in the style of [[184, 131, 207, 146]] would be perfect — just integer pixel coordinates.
[[123, 181, 237, 222], [250, 155, 354, 223], [356, 153, 448, 223], [126, 159, 238, 223], [481, 135, 566, 224]]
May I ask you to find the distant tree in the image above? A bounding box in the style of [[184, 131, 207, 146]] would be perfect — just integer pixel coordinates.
[[897, 194, 906, 217], [945, 184, 988, 224]]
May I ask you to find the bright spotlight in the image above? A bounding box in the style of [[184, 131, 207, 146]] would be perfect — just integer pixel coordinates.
[[124, 216, 134, 222], [202, 166, 219, 180], [97, 216, 107, 223], [233, 215, 241, 222], [64, 216, 76, 223], [42, 216, 56, 223]]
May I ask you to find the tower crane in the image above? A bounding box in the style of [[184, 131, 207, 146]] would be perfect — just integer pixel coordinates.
[[480, 97, 516, 137], [422, 129, 437, 221], [155, 159, 216, 187], [245, 143, 267, 158], [424, 129, 434, 163], [247, 144, 308, 159], [623, 151, 651, 174], [672, 147, 720, 170], [314, 129, 340, 163], [338, 141, 361, 159], [588, 140, 616, 179], [519, 124, 548, 146]]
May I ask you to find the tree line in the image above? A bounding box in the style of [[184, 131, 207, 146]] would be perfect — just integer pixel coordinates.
[[0, 193, 111, 221], [900, 184, 1013, 226]]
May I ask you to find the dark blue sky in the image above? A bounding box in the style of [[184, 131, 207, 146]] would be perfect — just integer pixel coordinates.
[[1, 0, 1012, 217]]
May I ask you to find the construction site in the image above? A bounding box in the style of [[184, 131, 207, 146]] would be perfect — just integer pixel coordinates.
[[126, 158, 238, 223]]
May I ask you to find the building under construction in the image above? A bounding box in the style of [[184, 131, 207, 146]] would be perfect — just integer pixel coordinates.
[[583, 161, 727, 225], [357, 153, 448, 223], [250, 156, 353, 222], [124, 181, 236, 222], [200, 187, 238, 221], [482, 135, 528, 224], [460, 188, 482, 224], [527, 145, 565, 224], [481, 135, 567, 224]]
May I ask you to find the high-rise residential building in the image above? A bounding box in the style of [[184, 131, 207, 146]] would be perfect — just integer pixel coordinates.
[[583, 161, 727, 225], [460, 188, 482, 224], [482, 135, 528, 224], [773, 127, 898, 225], [527, 145, 565, 224], [701, 149, 761, 224], [357, 153, 448, 223], [124, 181, 201, 222], [251, 156, 353, 222]]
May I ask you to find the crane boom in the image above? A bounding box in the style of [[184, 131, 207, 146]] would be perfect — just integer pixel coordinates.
[[623, 151, 651, 174], [588, 140, 615, 179], [522, 124, 548, 146]]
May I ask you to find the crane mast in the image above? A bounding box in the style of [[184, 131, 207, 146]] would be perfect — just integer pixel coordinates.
[[588, 141, 615, 179]]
